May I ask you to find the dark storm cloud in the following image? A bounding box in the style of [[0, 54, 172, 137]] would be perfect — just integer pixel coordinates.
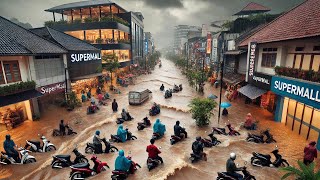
[[0, 0, 305, 49]]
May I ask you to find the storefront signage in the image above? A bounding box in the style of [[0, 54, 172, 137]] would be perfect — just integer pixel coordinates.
[[70, 53, 101, 63], [37, 82, 65, 95], [247, 42, 257, 82], [271, 76, 320, 109], [251, 72, 272, 90], [206, 33, 212, 54]]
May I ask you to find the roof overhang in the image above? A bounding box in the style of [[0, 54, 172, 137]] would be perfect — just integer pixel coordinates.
[[224, 50, 246, 55]]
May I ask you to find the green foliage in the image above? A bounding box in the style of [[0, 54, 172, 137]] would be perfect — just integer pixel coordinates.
[[275, 66, 320, 83], [188, 98, 216, 126], [102, 54, 120, 85], [44, 20, 54, 27], [73, 18, 82, 24], [84, 17, 93, 23], [281, 161, 320, 180], [96, 38, 102, 44], [100, 15, 129, 26], [118, 39, 130, 44], [0, 81, 36, 96], [66, 91, 81, 109]]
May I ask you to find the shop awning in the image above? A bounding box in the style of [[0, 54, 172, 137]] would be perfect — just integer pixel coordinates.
[[238, 84, 267, 99], [71, 73, 103, 81], [223, 73, 244, 85], [224, 50, 246, 55], [0, 89, 43, 107]]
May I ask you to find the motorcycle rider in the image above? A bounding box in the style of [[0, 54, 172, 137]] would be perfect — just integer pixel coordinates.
[[143, 116, 151, 126], [3, 135, 20, 162], [192, 137, 207, 161], [222, 108, 228, 116], [93, 130, 103, 154], [304, 141, 317, 165], [117, 124, 127, 142], [146, 138, 163, 163], [153, 119, 166, 137], [244, 113, 256, 130], [121, 109, 128, 120], [174, 121, 187, 138], [151, 102, 159, 114], [59, 120, 66, 136], [112, 99, 118, 112], [115, 150, 132, 173], [160, 84, 164, 91], [226, 153, 243, 180]]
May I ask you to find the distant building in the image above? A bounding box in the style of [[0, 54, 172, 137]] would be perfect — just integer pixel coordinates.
[[144, 32, 154, 56], [174, 25, 201, 55]]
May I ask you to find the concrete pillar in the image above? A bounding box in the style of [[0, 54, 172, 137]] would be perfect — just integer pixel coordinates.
[[24, 100, 33, 120], [31, 98, 40, 119], [274, 95, 284, 122]]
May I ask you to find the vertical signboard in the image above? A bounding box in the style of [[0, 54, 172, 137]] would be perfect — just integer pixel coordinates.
[[246, 42, 257, 82], [206, 33, 212, 55]]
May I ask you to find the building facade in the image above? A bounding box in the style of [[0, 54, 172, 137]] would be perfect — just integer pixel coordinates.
[[174, 25, 201, 55], [45, 0, 144, 69]]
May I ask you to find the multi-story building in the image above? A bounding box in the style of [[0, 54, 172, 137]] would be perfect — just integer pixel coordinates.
[[174, 25, 201, 55], [144, 32, 154, 56], [237, 0, 320, 149], [45, 0, 144, 70]]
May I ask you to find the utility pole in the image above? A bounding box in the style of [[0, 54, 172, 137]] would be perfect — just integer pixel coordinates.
[[217, 38, 225, 124]]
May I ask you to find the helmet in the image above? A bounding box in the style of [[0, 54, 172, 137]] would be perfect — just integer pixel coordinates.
[[230, 152, 236, 160], [5, 134, 10, 140], [196, 136, 201, 141], [176, 121, 180, 125], [95, 130, 100, 135]]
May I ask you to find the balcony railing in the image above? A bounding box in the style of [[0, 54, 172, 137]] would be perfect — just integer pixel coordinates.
[[85, 38, 130, 44], [44, 15, 129, 27], [274, 66, 320, 83]]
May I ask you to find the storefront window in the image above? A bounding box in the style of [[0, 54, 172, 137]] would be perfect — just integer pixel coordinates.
[[85, 30, 100, 43], [101, 29, 113, 43], [72, 9, 81, 21], [101, 6, 111, 17], [3, 61, 21, 83], [101, 50, 130, 62], [114, 30, 119, 41], [65, 31, 84, 40], [111, 5, 119, 14], [91, 7, 100, 19], [81, 8, 90, 22], [0, 101, 28, 129]]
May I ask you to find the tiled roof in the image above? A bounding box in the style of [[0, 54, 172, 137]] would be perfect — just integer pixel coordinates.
[[45, 0, 118, 13], [0, 16, 67, 55], [239, 0, 320, 47], [31, 27, 99, 51], [234, 2, 271, 16]]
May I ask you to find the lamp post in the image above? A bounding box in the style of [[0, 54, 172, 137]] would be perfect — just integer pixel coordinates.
[[217, 54, 225, 124]]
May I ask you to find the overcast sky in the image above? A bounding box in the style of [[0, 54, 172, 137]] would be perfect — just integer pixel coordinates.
[[0, 0, 304, 49]]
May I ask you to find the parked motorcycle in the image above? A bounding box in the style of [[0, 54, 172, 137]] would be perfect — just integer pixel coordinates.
[[137, 117, 151, 130], [110, 129, 137, 143], [246, 129, 276, 144], [164, 89, 173, 99], [202, 133, 221, 147], [85, 138, 118, 154], [51, 146, 87, 169], [69, 155, 109, 180], [251, 149, 289, 168], [52, 124, 77, 136], [217, 162, 256, 180], [0, 147, 36, 165], [212, 124, 240, 136], [170, 128, 187, 145], [147, 157, 161, 171], [87, 104, 99, 114], [111, 155, 141, 180], [25, 135, 56, 152], [212, 127, 228, 135], [149, 103, 160, 116]]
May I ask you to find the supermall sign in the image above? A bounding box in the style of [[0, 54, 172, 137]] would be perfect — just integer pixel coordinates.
[[271, 76, 320, 109], [247, 42, 257, 81], [37, 82, 65, 95], [70, 53, 101, 63]]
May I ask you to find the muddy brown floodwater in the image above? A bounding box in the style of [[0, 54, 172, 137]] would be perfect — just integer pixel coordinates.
[[1, 59, 318, 180]]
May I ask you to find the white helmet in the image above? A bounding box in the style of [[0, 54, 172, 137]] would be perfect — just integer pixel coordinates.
[[230, 152, 236, 160]]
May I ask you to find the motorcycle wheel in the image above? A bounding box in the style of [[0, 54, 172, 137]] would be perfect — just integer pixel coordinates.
[[71, 172, 83, 180], [111, 174, 119, 180], [251, 158, 263, 167], [24, 158, 36, 164], [131, 136, 137, 140], [101, 165, 109, 171], [110, 146, 119, 152], [51, 161, 63, 168], [46, 145, 56, 152], [170, 139, 174, 145], [215, 141, 221, 146], [246, 138, 255, 143], [189, 157, 195, 163], [85, 147, 95, 154], [78, 157, 88, 163]]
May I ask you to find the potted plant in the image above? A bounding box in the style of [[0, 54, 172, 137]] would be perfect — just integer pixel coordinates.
[[188, 98, 217, 126]]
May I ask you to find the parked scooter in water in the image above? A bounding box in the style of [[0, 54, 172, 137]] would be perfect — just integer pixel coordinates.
[[251, 147, 289, 168], [69, 155, 109, 180], [110, 129, 137, 143], [52, 124, 77, 136], [85, 138, 118, 154], [202, 132, 221, 147], [25, 134, 56, 152], [246, 129, 276, 144], [51, 146, 87, 169], [0, 147, 36, 165], [212, 123, 240, 136], [111, 153, 141, 180], [217, 162, 256, 180]]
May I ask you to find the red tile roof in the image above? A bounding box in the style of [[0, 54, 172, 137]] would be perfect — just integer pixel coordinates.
[[239, 0, 320, 47], [234, 2, 271, 15]]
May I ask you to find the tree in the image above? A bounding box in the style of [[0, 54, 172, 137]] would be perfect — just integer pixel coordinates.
[[102, 54, 120, 86], [281, 161, 320, 180], [189, 98, 216, 126]]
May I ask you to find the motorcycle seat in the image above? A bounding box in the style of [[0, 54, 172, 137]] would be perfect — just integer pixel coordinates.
[[28, 141, 41, 147], [254, 152, 271, 159], [112, 170, 127, 175], [56, 155, 71, 159], [72, 163, 90, 168]]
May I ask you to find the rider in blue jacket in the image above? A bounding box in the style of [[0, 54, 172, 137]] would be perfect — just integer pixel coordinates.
[[153, 119, 166, 136], [115, 150, 132, 172], [117, 124, 127, 142]]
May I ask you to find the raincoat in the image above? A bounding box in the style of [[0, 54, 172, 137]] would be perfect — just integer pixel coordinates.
[[3, 136, 16, 157], [115, 150, 132, 172], [117, 125, 127, 142], [153, 119, 166, 136]]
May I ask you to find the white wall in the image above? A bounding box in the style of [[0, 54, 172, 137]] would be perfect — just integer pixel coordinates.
[[256, 46, 285, 75], [238, 53, 247, 75]]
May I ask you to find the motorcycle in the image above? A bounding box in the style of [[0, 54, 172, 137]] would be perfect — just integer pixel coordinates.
[[159, 63, 162, 68], [116, 112, 134, 124], [110, 129, 137, 143], [149, 104, 160, 116], [212, 124, 240, 136], [137, 117, 151, 131], [217, 162, 256, 180], [189, 153, 205, 163], [0, 147, 36, 165], [251, 149, 289, 168], [51, 146, 87, 169], [147, 157, 161, 171], [85, 138, 119, 154], [25, 135, 56, 152], [170, 128, 187, 145], [164, 89, 173, 99], [111, 155, 141, 180], [152, 132, 163, 140], [246, 129, 276, 144], [202, 133, 221, 147], [87, 104, 99, 114], [69, 155, 109, 180], [52, 124, 77, 136], [173, 84, 183, 93], [212, 127, 228, 135]]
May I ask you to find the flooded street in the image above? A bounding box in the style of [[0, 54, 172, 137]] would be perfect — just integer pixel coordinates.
[[0, 59, 317, 180]]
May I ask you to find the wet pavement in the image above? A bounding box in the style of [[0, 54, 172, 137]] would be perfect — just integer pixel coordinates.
[[0, 59, 318, 180]]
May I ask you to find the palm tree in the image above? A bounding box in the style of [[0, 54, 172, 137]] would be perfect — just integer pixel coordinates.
[[102, 54, 120, 87], [281, 160, 320, 180]]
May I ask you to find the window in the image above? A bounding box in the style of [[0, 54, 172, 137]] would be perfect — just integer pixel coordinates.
[[3, 61, 21, 83], [261, 48, 277, 68], [0, 63, 4, 84]]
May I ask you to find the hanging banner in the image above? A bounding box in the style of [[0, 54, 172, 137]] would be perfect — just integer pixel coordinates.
[[206, 33, 212, 54]]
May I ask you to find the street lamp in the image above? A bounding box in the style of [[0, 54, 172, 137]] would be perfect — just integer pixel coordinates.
[[217, 54, 225, 124]]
